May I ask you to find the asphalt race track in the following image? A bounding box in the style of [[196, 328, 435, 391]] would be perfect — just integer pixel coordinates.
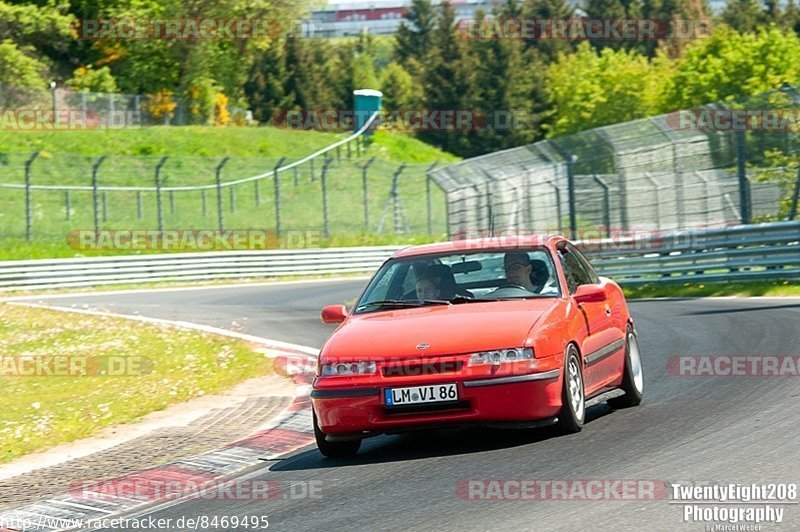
[[22, 281, 800, 531]]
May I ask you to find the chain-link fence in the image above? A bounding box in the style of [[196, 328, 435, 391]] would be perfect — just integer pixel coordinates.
[[0, 148, 447, 246], [431, 86, 800, 239], [0, 84, 246, 127]]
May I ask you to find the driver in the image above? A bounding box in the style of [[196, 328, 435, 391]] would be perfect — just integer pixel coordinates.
[[503, 251, 535, 291]]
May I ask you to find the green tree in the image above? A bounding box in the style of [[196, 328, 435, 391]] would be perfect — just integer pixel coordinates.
[[245, 40, 289, 123], [545, 42, 660, 135], [66, 66, 118, 92], [0, 40, 48, 104], [661, 25, 800, 110], [380, 61, 421, 109], [522, 0, 576, 61], [469, 11, 537, 152], [720, 0, 768, 33], [420, 1, 480, 155], [394, 0, 437, 66]]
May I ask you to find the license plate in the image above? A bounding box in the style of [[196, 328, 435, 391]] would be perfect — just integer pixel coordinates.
[[384, 383, 458, 406]]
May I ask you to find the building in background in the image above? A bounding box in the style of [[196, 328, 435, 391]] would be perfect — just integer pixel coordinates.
[[300, 0, 494, 38]]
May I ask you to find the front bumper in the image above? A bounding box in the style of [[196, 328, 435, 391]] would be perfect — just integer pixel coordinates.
[[312, 368, 563, 436]]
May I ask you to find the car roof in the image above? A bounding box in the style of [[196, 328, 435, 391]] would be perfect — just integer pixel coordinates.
[[392, 235, 566, 259]]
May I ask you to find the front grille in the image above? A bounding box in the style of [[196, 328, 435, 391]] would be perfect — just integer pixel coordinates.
[[381, 360, 463, 377]]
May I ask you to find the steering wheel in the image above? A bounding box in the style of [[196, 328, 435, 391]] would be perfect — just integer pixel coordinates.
[[487, 284, 537, 298], [499, 283, 530, 291]]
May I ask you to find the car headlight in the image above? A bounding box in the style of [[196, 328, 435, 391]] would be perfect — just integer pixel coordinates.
[[468, 347, 533, 366], [320, 361, 377, 376]]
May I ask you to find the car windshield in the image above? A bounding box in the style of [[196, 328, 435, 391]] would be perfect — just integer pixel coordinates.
[[354, 248, 560, 314]]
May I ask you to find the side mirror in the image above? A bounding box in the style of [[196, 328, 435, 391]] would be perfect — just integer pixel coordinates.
[[573, 284, 606, 304], [321, 304, 348, 324]]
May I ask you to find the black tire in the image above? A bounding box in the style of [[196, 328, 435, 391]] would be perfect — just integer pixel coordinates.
[[313, 411, 361, 458], [557, 344, 585, 434], [608, 326, 644, 409]]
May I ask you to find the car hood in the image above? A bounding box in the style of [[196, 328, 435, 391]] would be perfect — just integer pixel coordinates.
[[322, 299, 559, 359]]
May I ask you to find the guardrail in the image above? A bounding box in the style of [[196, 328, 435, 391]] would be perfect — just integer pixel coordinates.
[[0, 247, 403, 291], [0, 222, 797, 292], [579, 221, 800, 285]]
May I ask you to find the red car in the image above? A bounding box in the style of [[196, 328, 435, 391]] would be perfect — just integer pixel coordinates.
[[312, 236, 644, 457]]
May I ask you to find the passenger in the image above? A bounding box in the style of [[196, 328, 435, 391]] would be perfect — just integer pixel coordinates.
[[416, 264, 472, 299], [415, 275, 441, 300]]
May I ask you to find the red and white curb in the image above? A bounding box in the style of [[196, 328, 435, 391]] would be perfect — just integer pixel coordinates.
[[0, 304, 319, 532]]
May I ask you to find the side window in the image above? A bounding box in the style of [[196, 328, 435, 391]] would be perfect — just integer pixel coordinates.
[[558, 252, 579, 294], [567, 244, 600, 284], [559, 244, 593, 291]]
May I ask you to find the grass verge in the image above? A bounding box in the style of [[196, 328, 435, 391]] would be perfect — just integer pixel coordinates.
[[623, 280, 800, 298], [0, 303, 272, 464], [0, 127, 459, 163]]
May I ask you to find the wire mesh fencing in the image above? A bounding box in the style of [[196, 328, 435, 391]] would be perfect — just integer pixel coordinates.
[[0, 84, 247, 127], [0, 151, 448, 248], [431, 86, 800, 240]]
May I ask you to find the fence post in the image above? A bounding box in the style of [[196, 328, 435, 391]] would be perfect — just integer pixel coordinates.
[[549, 144, 578, 238], [377, 164, 407, 234], [65, 191, 71, 221], [643, 172, 662, 229], [90, 154, 107, 234], [215, 157, 229, 232], [591, 174, 611, 238], [361, 157, 375, 231], [789, 168, 800, 220], [255, 180, 260, 206], [230, 187, 236, 213], [566, 155, 577, 239], [735, 130, 751, 224], [169, 190, 175, 214], [155, 156, 168, 233], [321, 157, 333, 238], [91, 155, 107, 233], [137, 191, 143, 220], [201, 190, 207, 217], [24, 151, 40, 242], [426, 162, 438, 235], [347, 141, 352, 159], [273, 157, 287, 238], [310, 158, 315, 181], [693, 170, 712, 226], [102, 192, 108, 222], [545, 181, 563, 235]]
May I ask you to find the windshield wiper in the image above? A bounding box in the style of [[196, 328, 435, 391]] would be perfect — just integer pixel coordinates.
[[356, 298, 453, 311]]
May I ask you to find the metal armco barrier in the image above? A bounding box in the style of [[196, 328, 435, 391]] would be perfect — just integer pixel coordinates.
[[0, 247, 403, 291], [579, 221, 800, 286], [0, 223, 797, 292]]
